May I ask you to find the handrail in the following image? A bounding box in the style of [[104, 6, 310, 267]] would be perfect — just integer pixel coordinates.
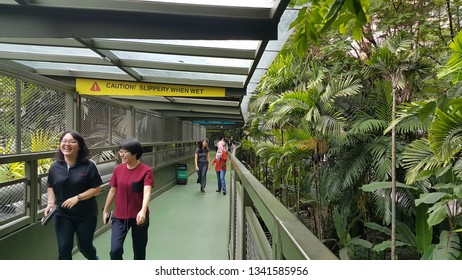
[[0, 140, 196, 164], [229, 144, 338, 260], [0, 140, 197, 238]]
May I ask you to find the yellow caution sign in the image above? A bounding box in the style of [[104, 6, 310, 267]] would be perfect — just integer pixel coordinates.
[[76, 78, 225, 97]]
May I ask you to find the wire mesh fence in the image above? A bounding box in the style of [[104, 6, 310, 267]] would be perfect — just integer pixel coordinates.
[[0, 74, 204, 227]]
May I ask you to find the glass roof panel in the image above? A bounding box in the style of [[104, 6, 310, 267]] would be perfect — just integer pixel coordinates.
[[0, 43, 98, 57], [170, 97, 239, 106], [266, 9, 298, 51], [106, 39, 260, 50], [144, 0, 275, 8], [250, 69, 268, 85], [0, 0, 299, 127], [112, 50, 252, 67], [257, 51, 278, 70], [135, 68, 245, 83], [17, 61, 125, 73]]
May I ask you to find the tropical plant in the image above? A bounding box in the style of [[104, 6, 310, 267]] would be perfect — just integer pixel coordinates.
[[421, 230, 461, 260], [366, 31, 430, 259], [289, 0, 370, 56], [31, 130, 59, 174], [437, 30, 462, 83], [0, 138, 24, 181]]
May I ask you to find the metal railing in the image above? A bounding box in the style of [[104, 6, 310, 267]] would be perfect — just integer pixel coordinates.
[[0, 141, 196, 238], [228, 145, 338, 260], [1, 139, 337, 260]]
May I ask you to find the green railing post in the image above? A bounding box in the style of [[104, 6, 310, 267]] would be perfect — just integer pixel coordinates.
[[25, 158, 38, 222]]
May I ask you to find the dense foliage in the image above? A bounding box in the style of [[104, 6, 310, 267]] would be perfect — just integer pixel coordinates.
[[243, 0, 462, 260]]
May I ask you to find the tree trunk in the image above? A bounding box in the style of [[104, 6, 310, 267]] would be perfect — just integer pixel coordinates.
[[447, 0, 454, 39], [314, 144, 323, 241], [296, 161, 300, 219], [391, 76, 398, 260]]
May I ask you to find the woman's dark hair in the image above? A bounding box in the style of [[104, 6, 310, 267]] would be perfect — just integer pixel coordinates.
[[197, 138, 209, 153], [119, 139, 143, 160], [56, 130, 91, 162]]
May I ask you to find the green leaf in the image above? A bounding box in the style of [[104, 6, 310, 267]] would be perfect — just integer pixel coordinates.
[[345, 0, 355, 14], [352, 23, 363, 41], [435, 164, 453, 178], [305, 21, 318, 43], [415, 170, 433, 181], [332, 14, 351, 30], [309, 8, 324, 24], [415, 204, 433, 254], [427, 204, 448, 228], [437, 31, 462, 80], [395, 220, 417, 249], [289, 6, 307, 29], [354, 0, 367, 23], [372, 240, 407, 252], [417, 101, 436, 122], [339, 248, 351, 260], [364, 222, 391, 236], [454, 185, 462, 198], [421, 244, 436, 260], [320, 0, 346, 34], [361, 181, 417, 192], [431, 230, 460, 260], [324, 0, 346, 22], [432, 183, 456, 190], [351, 237, 373, 249], [415, 192, 447, 206]]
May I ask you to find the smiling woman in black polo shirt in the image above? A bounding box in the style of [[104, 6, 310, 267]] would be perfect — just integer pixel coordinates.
[[45, 130, 103, 260]]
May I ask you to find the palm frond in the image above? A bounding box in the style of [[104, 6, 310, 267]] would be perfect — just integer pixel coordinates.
[[367, 136, 392, 181], [437, 30, 462, 81], [322, 75, 362, 104], [350, 117, 388, 134], [369, 186, 415, 225], [454, 158, 462, 179], [402, 138, 443, 185], [429, 230, 460, 260], [323, 144, 369, 199], [315, 113, 348, 139], [371, 188, 392, 225], [384, 31, 413, 54], [389, 100, 435, 134], [429, 108, 462, 163]]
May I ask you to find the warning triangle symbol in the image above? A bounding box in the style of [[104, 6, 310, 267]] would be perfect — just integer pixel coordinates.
[[90, 82, 101, 91]]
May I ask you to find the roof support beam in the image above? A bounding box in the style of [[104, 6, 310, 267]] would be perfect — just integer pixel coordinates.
[[0, 60, 75, 92], [160, 111, 243, 121], [0, 4, 279, 40], [74, 38, 142, 81], [112, 99, 241, 115]]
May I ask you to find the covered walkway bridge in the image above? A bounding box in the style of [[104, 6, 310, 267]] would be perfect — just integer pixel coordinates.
[[0, 142, 336, 260], [0, 1, 336, 260]]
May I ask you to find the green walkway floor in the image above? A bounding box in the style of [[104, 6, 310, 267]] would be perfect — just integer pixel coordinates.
[[74, 164, 230, 260]]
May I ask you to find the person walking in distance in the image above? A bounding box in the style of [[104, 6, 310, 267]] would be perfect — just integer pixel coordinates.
[[102, 139, 154, 260], [45, 130, 103, 260], [212, 140, 227, 195], [195, 139, 210, 195]]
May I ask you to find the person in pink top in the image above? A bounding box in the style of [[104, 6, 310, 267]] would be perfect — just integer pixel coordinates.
[[212, 140, 227, 195], [102, 139, 154, 260]]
